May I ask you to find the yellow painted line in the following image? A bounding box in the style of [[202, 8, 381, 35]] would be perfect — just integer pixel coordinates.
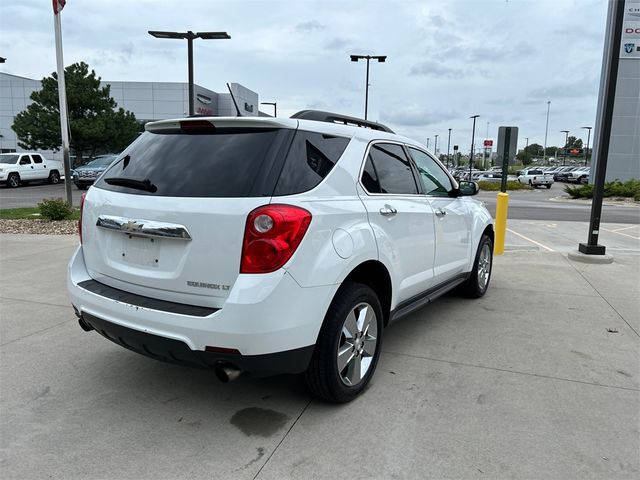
[[601, 228, 640, 240], [506, 228, 556, 252]]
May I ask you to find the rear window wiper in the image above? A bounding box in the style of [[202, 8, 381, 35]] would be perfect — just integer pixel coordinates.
[[104, 177, 157, 193]]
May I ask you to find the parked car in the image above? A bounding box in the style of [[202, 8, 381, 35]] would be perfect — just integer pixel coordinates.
[[72, 154, 118, 189], [555, 167, 580, 182], [517, 168, 554, 188], [566, 167, 590, 184], [68, 111, 494, 403], [0, 153, 63, 188]]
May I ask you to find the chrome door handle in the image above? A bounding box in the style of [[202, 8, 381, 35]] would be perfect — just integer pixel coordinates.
[[379, 205, 397, 217], [435, 209, 447, 217]]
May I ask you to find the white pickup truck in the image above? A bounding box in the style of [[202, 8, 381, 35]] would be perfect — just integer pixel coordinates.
[[517, 168, 554, 189], [0, 153, 63, 188]]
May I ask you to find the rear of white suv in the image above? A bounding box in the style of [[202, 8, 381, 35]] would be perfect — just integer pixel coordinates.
[[69, 112, 494, 402]]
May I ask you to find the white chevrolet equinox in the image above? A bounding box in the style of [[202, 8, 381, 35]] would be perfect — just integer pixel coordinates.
[[68, 111, 494, 402]]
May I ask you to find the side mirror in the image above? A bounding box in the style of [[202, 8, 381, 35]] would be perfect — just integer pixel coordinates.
[[458, 181, 479, 196]]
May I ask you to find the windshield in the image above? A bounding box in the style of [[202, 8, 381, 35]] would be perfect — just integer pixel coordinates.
[[86, 156, 117, 167], [0, 154, 19, 164]]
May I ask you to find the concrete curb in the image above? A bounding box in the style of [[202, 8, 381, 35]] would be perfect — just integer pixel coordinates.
[[549, 196, 640, 208], [567, 250, 615, 264]]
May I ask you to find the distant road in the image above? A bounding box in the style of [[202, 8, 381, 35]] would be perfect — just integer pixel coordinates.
[[1, 180, 639, 224]]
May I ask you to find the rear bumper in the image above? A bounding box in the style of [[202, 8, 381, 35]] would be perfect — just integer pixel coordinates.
[[80, 312, 314, 375], [68, 246, 338, 374]]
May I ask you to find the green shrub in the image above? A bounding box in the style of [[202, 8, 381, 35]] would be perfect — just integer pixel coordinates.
[[478, 180, 532, 191], [38, 198, 73, 220], [565, 179, 640, 200]]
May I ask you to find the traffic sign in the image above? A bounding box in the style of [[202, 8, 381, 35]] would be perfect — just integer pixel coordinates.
[[483, 139, 493, 147]]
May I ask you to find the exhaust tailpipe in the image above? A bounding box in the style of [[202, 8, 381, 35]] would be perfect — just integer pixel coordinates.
[[214, 364, 243, 383]]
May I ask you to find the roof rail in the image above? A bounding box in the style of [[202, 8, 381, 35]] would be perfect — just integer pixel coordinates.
[[291, 110, 394, 134]]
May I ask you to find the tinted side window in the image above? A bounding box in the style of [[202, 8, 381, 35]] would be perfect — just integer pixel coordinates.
[[367, 143, 418, 194], [408, 148, 452, 196], [95, 129, 290, 198], [32, 154, 43, 164], [361, 156, 381, 193], [274, 131, 350, 195]]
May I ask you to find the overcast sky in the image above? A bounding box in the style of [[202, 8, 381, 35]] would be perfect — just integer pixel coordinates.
[[1, 0, 608, 151]]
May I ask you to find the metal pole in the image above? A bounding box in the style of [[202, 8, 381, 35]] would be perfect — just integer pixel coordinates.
[[446, 128, 451, 168], [525, 137, 529, 165], [364, 57, 370, 120], [274, 103, 277, 117], [584, 128, 591, 166], [426, 138, 430, 149], [470, 115, 479, 179], [434, 134, 439, 158], [543, 101, 550, 164], [53, 12, 72, 207], [187, 31, 195, 116], [579, 0, 624, 256]]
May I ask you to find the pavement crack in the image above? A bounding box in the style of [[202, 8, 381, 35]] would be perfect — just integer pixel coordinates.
[[0, 296, 71, 309], [253, 398, 312, 479], [0, 318, 74, 347], [383, 350, 640, 392], [563, 257, 640, 338]]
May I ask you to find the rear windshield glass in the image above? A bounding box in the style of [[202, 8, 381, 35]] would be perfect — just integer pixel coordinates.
[[95, 129, 291, 197], [273, 131, 350, 196]]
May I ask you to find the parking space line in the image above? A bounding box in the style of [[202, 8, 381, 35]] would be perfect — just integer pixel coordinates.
[[612, 225, 638, 232], [506, 228, 556, 252], [601, 228, 640, 240]]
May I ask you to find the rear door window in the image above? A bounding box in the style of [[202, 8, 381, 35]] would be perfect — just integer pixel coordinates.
[[95, 129, 293, 197], [32, 154, 44, 164], [363, 143, 418, 194]]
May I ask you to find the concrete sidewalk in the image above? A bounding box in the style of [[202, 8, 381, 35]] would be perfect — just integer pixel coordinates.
[[0, 233, 638, 479]]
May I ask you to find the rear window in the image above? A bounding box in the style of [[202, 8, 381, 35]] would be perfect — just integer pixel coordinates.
[[95, 129, 293, 197]]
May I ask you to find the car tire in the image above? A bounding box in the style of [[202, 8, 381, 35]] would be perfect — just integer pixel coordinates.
[[76, 184, 87, 190], [546, 184, 552, 189], [48, 171, 60, 184], [459, 234, 493, 299], [7, 173, 20, 188], [305, 281, 383, 403]]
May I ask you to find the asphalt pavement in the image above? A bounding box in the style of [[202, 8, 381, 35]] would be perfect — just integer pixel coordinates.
[[0, 225, 638, 479]]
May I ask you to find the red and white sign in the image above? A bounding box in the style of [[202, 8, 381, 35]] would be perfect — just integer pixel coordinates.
[[52, 0, 66, 15], [483, 139, 493, 147]]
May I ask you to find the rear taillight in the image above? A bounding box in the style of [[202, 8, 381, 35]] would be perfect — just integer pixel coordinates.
[[240, 204, 312, 274], [78, 192, 86, 244]]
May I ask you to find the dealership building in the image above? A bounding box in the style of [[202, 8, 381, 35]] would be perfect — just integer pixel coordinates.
[[0, 71, 262, 159]]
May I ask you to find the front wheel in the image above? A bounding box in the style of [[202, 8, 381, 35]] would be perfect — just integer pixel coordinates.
[[459, 234, 493, 298], [546, 184, 552, 189], [305, 282, 383, 403]]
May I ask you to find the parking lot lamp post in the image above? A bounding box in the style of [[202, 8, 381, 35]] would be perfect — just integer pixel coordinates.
[[581, 126, 592, 166], [446, 128, 452, 168], [350, 54, 386, 120], [560, 130, 570, 166], [148, 30, 231, 116], [543, 100, 551, 164], [261, 102, 277, 117], [434, 134, 439, 158], [525, 137, 529, 165], [426, 138, 430, 149], [469, 115, 479, 178]]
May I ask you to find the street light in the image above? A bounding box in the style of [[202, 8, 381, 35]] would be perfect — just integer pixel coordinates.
[[148, 30, 230, 116], [581, 126, 592, 166], [434, 134, 439, 158], [261, 102, 277, 117], [469, 115, 480, 178], [446, 128, 452, 168], [350, 54, 386, 120], [560, 130, 570, 166], [543, 100, 551, 164], [524, 137, 529, 165]]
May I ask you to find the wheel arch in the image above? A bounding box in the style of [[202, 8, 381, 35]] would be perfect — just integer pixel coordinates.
[[341, 260, 392, 327]]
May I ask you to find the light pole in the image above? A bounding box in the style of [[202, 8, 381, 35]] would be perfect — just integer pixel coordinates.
[[560, 130, 570, 166], [434, 134, 439, 158], [426, 138, 430, 149], [581, 126, 592, 166], [350, 54, 386, 120], [261, 102, 277, 117], [446, 128, 452, 168], [524, 137, 529, 165], [149, 30, 231, 116], [543, 100, 551, 164], [469, 115, 480, 178]]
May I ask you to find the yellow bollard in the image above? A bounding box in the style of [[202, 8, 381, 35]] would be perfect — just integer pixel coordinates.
[[494, 192, 509, 255]]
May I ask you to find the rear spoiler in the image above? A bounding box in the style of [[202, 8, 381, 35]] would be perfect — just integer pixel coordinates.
[[145, 117, 298, 134]]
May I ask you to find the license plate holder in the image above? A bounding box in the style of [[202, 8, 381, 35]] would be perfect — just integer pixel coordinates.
[[121, 235, 161, 267]]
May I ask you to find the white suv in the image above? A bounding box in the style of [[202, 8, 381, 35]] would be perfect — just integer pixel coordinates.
[[68, 111, 494, 402]]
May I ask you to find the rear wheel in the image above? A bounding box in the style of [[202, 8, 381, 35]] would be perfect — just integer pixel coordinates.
[[459, 234, 493, 298], [48, 171, 60, 184], [305, 282, 383, 403], [7, 173, 20, 188], [546, 184, 552, 189]]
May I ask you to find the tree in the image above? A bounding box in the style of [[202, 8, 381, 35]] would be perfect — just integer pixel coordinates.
[[516, 143, 543, 164], [566, 136, 583, 148], [12, 62, 140, 165]]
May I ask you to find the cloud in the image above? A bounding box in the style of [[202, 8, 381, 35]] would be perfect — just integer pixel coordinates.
[[409, 62, 463, 78], [381, 107, 459, 127], [528, 77, 599, 100], [294, 20, 325, 33], [324, 37, 352, 51]]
